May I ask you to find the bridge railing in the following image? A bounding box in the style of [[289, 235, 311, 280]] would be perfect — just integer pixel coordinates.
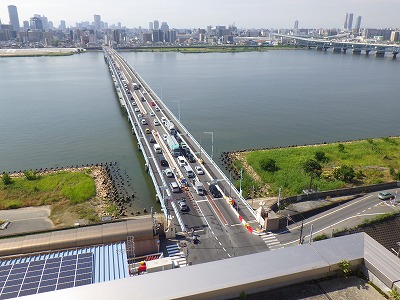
[[131, 63, 257, 221], [105, 49, 170, 220]]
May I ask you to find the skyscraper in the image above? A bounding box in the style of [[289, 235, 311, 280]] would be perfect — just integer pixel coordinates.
[[343, 13, 348, 30], [8, 5, 20, 31], [354, 16, 362, 33], [161, 22, 169, 32], [149, 22, 153, 31], [94, 15, 101, 30], [59, 20, 66, 30], [347, 13, 354, 31], [294, 20, 299, 35], [153, 20, 159, 30]]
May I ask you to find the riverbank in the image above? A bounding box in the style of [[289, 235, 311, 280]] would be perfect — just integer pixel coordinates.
[[0, 48, 85, 57], [120, 45, 297, 53], [0, 165, 125, 228], [225, 136, 400, 197]]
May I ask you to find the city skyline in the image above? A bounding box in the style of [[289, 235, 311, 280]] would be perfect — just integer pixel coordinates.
[[1, 0, 400, 30]]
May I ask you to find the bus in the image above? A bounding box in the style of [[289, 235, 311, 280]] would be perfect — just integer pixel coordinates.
[[166, 135, 181, 157]]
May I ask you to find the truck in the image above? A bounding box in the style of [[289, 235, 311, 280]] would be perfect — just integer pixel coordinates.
[[166, 135, 181, 157], [168, 121, 176, 135]]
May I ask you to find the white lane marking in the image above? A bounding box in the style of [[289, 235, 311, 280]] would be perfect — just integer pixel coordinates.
[[291, 194, 373, 230], [281, 212, 390, 246]]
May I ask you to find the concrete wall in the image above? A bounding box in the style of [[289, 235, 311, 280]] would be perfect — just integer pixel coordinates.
[[0, 217, 157, 257]]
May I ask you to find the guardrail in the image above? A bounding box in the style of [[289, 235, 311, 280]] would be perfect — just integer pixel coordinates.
[[104, 49, 169, 220]]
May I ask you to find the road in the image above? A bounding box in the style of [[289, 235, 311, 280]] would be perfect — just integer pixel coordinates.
[[276, 189, 400, 247], [104, 47, 268, 263]]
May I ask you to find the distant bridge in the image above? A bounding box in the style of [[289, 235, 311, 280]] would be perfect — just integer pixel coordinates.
[[272, 33, 400, 57]]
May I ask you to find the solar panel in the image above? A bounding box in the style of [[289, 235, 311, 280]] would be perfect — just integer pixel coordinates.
[[18, 288, 37, 297], [0, 252, 95, 298]]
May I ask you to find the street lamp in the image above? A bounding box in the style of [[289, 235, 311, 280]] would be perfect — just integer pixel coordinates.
[[204, 131, 214, 160], [172, 100, 181, 121]]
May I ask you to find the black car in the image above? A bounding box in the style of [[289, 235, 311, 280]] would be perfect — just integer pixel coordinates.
[[209, 184, 222, 198], [160, 156, 168, 167], [187, 153, 196, 163], [149, 137, 156, 143]]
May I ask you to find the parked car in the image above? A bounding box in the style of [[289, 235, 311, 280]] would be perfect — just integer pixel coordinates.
[[378, 192, 394, 200]]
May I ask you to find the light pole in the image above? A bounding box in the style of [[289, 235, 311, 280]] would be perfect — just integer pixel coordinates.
[[172, 100, 181, 121], [204, 131, 214, 160]]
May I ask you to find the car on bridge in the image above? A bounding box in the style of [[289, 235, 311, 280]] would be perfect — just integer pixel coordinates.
[[209, 184, 222, 198], [141, 119, 147, 125], [163, 168, 174, 178], [378, 192, 394, 200], [195, 166, 204, 175], [178, 198, 188, 212], [154, 120, 160, 126]]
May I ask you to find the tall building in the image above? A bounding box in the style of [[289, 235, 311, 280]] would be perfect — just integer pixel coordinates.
[[94, 15, 101, 30], [169, 30, 176, 44], [153, 20, 159, 30], [160, 22, 169, 32], [149, 22, 153, 31], [343, 13, 348, 30], [8, 5, 20, 31], [59, 20, 66, 30], [30, 17, 43, 30], [294, 20, 299, 35], [390, 31, 400, 42], [354, 16, 362, 33], [347, 13, 354, 31], [23, 21, 29, 30]]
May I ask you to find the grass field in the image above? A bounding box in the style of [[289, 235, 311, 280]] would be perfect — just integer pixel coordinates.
[[233, 137, 400, 197], [0, 170, 99, 226]]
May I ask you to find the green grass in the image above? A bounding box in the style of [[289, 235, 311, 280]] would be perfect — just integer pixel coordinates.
[[0, 171, 95, 209], [236, 137, 400, 196]]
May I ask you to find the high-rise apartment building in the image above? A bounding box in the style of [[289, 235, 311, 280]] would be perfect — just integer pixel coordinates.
[[153, 20, 159, 30], [347, 13, 354, 31], [149, 22, 153, 31], [30, 17, 43, 30], [8, 5, 20, 31], [23, 21, 29, 30], [59, 20, 66, 30], [160, 22, 169, 32], [94, 15, 101, 30], [354, 16, 362, 33], [343, 13, 348, 30]]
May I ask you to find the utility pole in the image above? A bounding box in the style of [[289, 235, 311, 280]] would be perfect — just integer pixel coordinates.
[[299, 221, 304, 245], [239, 168, 243, 196], [309, 224, 313, 244], [277, 187, 282, 210]]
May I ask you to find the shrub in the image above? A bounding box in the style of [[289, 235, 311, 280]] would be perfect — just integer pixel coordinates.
[[2, 173, 12, 185], [313, 233, 328, 241], [333, 165, 355, 182], [23, 170, 38, 181], [259, 158, 278, 172], [315, 151, 328, 163], [338, 259, 352, 277], [338, 143, 345, 153], [389, 287, 400, 300]]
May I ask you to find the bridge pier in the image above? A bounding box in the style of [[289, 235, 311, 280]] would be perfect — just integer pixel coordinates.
[[352, 49, 361, 55], [365, 49, 371, 55], [342, 48, 348, 53], [316, 46, 323, 51], [333, 47, 341, 53], [375, 50, 385, 57], [323, 46, 329, 51], [393, 52, 399, 58]]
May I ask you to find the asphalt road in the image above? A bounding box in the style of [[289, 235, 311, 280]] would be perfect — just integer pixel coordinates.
[[276, 188, 400, 247]]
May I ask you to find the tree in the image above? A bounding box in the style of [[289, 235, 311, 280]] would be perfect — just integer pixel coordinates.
[[315, 151, 328, 163], [23, 170, 38, 181], [333, 165, 355, 182], [338, 143, 345, 153], [302, 159, 322, 189], [259, 158, 278, 172], [2, 173, 12, 185]]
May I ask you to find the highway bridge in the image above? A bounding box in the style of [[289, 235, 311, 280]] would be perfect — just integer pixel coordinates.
[[103, 47, 270, 263], [272, 33, 400, 57]]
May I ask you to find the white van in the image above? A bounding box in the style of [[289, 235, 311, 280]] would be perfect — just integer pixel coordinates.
[[170, 181, 180, 193], [183, 165, 194, 178], [153, 143, 162, 154], [194, 181, 204, 195], [177, 156, 186, 167]]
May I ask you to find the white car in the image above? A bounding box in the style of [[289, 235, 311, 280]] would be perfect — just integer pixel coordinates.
[[195, 166, 204, 175], [163, 168, 173, 177], [132, 101, 137, 106], [134, 108, 140, 112], [141, 119, 147, 125], [137, 114, 142, 118], [154, 120, 160, 126], [150, 111, 155, 116], [155, 106, 160, 111]]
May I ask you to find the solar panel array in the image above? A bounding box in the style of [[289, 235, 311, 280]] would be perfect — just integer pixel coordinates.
[[0, 253, 93, 299]]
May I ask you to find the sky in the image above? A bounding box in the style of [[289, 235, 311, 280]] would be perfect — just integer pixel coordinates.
[[1, 0, 399, 29]]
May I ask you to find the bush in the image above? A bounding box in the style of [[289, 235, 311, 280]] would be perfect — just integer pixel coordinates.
[[302, 159, 322, 177], [315, 151, 328, 163], [2, 173, 12, 185], [338, 143, 345, 153], [338, 259, 352, 277], [313, 233, 328, 241], [333, 165, 355, 182], [259, 158, 278, 172], [23, 170, 38, 181]]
